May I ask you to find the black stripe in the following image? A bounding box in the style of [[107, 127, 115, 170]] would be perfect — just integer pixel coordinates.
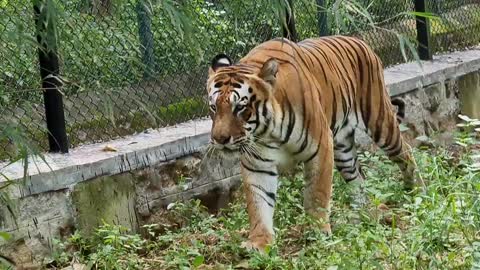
[[296, 103, 306, 143], [250, 189, 274, 207], [259, 196, 274, 207], [256, 102, 270, 136], [334, 156, 353, 163], [303, 45, 328, 83], [382, 114, 396, 149], [340, 143, 354, 154], [233, 105, 245, 115], [257, 141, 279, 149], [293, 124, 309, 155], [252, 100, 261, 133], [251, 184, 276, 202], [281, 99, 295, 145], [373, 100, 385, 143], [279, 106, 287, 139], [296, 117, 306, 143], [304, 143, 320, 163], [354, 41, 374, 129], [386, 143, 402, 157], [331, 87, 337, 131], [383, 131, 400, 152], [321, 41, 352, 80], [248, 150, 274, 163], [241, 162, 278, 176], [340, 167, 357, 175], [231, 90, 240, 99], [344, 175, 357, 182]]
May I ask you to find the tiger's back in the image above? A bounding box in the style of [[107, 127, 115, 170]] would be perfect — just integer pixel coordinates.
[[239, 36, 413, 183], [241, 36, 393, 135]]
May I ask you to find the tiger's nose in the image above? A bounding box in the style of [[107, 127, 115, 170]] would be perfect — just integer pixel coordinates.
[[213, 135, 230, 145]]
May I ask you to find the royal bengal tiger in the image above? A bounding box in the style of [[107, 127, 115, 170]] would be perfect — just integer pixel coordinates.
[[206, 35, 419, 251]]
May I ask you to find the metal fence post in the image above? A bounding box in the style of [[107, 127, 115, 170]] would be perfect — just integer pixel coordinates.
[[282, 0, 298, 42], [316, 0, 329, 36], [34, 0, 69, 153], [414, 0, 432, 60]]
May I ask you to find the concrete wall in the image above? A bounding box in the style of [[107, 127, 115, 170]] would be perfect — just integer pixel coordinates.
[[1, 48, 480, 266], [459, 71, 480, 119]]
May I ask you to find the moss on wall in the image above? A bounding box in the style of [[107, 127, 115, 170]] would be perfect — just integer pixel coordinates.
[[71, 174, 138, 235]]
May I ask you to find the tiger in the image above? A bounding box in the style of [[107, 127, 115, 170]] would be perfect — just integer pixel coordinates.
[[206, 35, 420, 252]]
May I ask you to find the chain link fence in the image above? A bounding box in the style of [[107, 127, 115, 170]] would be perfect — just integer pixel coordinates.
[[428, 0, 480, 55], [1, 0, 480, 160]]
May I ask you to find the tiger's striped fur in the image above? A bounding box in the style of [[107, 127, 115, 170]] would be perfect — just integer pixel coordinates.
[[206, 35, 418, 251]]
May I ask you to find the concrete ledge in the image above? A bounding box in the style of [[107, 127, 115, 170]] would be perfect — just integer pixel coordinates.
[[0, 119, 211, 199], [1, 47, 480, 200], [386, 47, 480, 96]]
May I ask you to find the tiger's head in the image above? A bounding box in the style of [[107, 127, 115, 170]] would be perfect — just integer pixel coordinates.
[[206, 54, 279, 152]]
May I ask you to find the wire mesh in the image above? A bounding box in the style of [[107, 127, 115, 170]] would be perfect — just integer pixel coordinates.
[[428, 0, 480, 55], [0, 2, 47, 160], [295, 0, 417, 66], [1, 0, 480, 160], [57, 0, 282, 147]]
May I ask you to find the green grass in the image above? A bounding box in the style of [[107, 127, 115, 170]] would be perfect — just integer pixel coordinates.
[[49, 135, 480, 270]]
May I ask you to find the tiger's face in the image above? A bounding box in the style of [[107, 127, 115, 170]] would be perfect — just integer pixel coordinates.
[[206, 54, 278, 151]]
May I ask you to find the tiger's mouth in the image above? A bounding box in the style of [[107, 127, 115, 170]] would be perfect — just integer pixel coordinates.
[[210, 142, 241, 152], [208, 143, 242, 159], [220, 146, 239, 153]]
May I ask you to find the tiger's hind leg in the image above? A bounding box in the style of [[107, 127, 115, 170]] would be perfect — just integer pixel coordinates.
[[364, 99, 422, 191], [334, 127, 368, 208], [380, 130, 419, 190]]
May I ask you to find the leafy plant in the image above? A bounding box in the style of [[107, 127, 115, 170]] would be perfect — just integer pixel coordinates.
[[0, 121, 48, 269], [456, 114, 480, 147]]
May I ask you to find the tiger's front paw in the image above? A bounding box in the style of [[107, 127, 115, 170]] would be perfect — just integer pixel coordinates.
[[320, 223, 332, 236], [241, 233, 273, 253], [241, 240, 268, 253], [404, 175, 427, 194]]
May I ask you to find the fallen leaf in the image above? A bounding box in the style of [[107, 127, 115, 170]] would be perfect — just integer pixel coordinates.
[[102, 145, 118, 152]]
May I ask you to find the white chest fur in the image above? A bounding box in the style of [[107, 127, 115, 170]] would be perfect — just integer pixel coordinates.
[[261, 145, 298, 174]]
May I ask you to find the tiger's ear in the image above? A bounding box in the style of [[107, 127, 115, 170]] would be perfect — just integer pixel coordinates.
[[259, 58, 278, 85], [209, 53, 232, 75]]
